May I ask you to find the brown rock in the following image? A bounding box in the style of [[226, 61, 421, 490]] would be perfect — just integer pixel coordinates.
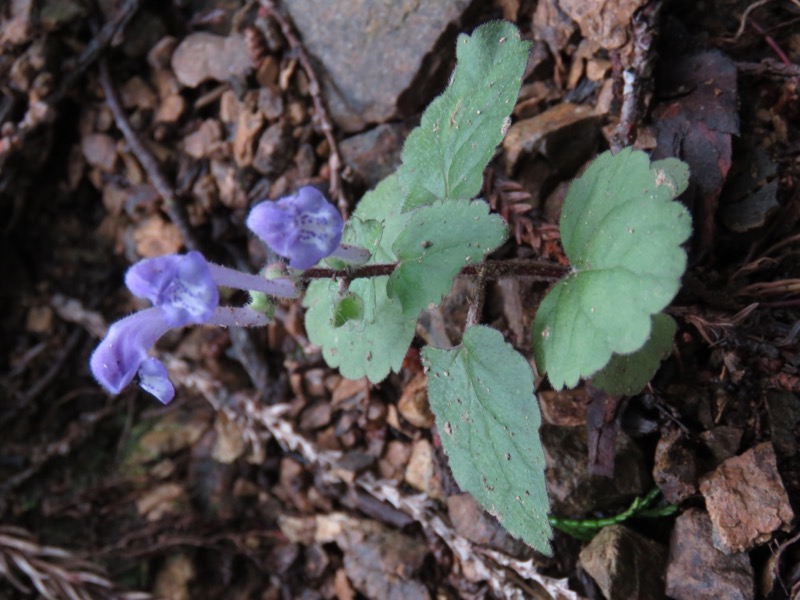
[[539, 388, 588, 426], [253, 121, 294, 176], [397, 373, 434, 428], [133, 215, 184, 257], [171, 32, 252, 88], [378, 440, 412, 481], [155, 94, 186, 124], [699, 426, 742, 466], [404, 438, 444, 500], [558, 0, 647, 50], [257, 84, 284, 121], [232, 106, 265, 168], [579, 525, 667, 600], [182, 119, 223, 159], [653, 428, 698, 504], [665, 508, 754, 600], [699, 442, 795, 553]]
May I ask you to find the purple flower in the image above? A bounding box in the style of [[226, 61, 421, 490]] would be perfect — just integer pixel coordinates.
[[246, 186, 344, 269], [90, 251, 291, 404], [90, 308, 174, 403], [125, 251, 218, 327]]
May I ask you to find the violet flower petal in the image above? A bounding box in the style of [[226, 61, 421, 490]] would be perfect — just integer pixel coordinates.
[[246, 186, 343, 270], [89, 308, 172, 395], [125, 251, 219, 327], [138, 357, 175, 404]]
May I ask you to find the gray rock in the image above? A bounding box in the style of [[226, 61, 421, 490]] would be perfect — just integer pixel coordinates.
[[283, 0, 472, 132], [579, 525, 667, 600], [341, 122, 411, 190], [666, 508, 754, 600], [541, 424, 649, 518]]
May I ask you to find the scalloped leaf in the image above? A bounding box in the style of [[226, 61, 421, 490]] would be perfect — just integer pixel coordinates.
[[399, 21, 530, 210], [304, 175, 417, 382], [532, 148, 691, 389], [423, 326, 552, 554], [591, 313, 677, 395], [387, 199, 507, 317]]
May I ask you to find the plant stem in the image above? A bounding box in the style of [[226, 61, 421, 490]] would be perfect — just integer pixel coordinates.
[[301, 258, 570, 282]]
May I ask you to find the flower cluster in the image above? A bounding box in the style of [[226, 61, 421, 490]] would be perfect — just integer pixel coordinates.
[[90, 251, 297, 403], [91, 187, 366, 404]]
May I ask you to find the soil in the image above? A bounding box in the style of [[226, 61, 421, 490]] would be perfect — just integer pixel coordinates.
[[2, 0, 800, 599]]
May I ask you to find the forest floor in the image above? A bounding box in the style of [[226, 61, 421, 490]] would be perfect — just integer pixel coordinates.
[[2, 0, 800, 598]]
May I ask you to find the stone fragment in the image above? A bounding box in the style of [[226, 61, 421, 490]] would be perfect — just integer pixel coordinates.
[[397, 373, 434, 428], [447, 493, 526, 555], [539, 388, 588, 426], [253, 121, 294, 176], [133, 215, 184, 257], [541, 424, 649, 517], [665, 508, 754, 600], [699, 425, 742, 466], [378, 440, 412, 481], [136, 482, 188, 521], [81, 133, 118, 172], [579, 525, 667, 600], [120, 76, 157, 110], [653, 428, 698, 504], [404, 438, 444, 500], [171, 32, 252, 87], [340, 123, 410, 190], [283, 0, 470, 132], [155, 94, 186, 124], [699, 442, 795, 553], [182, 119, 223, 159], [257, 85, 284, 121], [232, 106, 265, 168], [558, 0, 647, 50]]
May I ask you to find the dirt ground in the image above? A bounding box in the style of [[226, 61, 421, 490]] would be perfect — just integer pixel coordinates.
[[2, 0, 800, 598]]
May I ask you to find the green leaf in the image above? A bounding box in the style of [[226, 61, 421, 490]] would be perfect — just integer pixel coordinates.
[[332, 293, 364, 328], [304, 175, 417, 382], [591, 313, 677, 395], [423, 326, 552, 553], [533, 148, 691, 389], [387, 199, 507, 317], [399, 21, 530, 210]]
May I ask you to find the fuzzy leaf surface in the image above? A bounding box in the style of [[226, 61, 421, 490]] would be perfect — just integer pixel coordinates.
[[387, 200, 506, 317], [423, 326, 552, 553], [399, 21, 530, 210], [591, 313, 677, 395], [304, 175, 416, 382], [532, 148, 691, 389]]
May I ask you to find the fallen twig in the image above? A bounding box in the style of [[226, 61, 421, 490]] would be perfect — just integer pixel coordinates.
[[258, 0, 348, 217], [98, 60, 201, 252]]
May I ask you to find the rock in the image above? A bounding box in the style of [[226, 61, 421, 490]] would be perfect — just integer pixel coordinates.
[[120, 76, 157, 111], [283, 0, 471, 132], [252, 120, 294, 175], [579, 525, 667, 600], [539, 388, 588, 426], [81, 133, 118, 172], [378, 440, 412, 481], [152, 553, 195, 600], [404, 438, 444, 500], [155, 94, 187, 124], [665, 508, 754, 600], [136, 482, 189, 521], [653, 428, 698, 504], [340, 520, 430, 600], [133, 215, 184, 257], [397, 373, 435, 428], [541, 424, 649, 518], [340, 123, 410, 190], [765, 391, 800, 514], [502, 102, 601, 173], [558, 0, 647, 50], [171, 32, 252, 87], [182, 119, 223, 159], [447, 493, 527, 555], [699, 442, 795, 553], [699, 425, 742, 466], [232, 105, 265, 168]]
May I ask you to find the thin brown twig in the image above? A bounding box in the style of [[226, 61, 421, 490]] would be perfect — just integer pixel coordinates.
[[732, 0, 775, 41], [258, 0, 347, 217], [98, 60, 201, 252], [301, 258, 569, 282]]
